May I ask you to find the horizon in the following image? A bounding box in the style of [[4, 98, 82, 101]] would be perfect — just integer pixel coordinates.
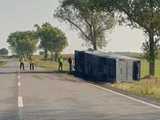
[[0, 0, 145, 54]]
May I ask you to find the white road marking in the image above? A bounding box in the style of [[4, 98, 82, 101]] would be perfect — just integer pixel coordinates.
[[88, 83, 160, 110], [17, 75, 20, 79], [17, 73, 24, 108], [18, 82, 21, 87], [18, 96, 24, 108]]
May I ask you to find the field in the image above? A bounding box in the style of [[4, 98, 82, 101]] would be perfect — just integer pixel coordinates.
[[0, 61, 7, 67], [141, 59, 160, 78], [33, 55, 70, 72]]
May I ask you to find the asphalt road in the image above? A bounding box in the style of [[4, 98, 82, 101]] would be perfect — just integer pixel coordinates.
[[0, 59, 160, 120]]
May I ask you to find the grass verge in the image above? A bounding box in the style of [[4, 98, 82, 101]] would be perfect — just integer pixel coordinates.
[[33, 55, 69, 72], [113, 59, 160, 101], [0, 61, 7, 67], [112, 78, 160, 101], [141, 59, 160, 78]]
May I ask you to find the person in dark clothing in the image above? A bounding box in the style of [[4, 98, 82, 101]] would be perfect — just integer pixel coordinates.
[[19, 57, 25, 71], [29, 57, 35, 71], [68, 57, 73, 73]]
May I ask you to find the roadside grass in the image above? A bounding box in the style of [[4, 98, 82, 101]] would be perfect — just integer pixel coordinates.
[[0, 61, 7, 67], [112, 78, 160, 101], [141, 59, 160, 78], [113, 59, 160, 101], [33, 55, 69, 72]]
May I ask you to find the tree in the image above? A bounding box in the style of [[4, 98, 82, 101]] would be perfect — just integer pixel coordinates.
[[34, 23, 51, 60], [92, 0, 160, 76], [142, 37, 160, 62], [54, 0, 115, 50], [0, 48, 8, 56], [7, 31, 38, 58], [48, 27, 68, 61], [35, 23, 68, 61]]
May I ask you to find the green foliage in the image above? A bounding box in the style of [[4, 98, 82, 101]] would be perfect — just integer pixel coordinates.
[[92, 0, 160, 76], [39, 51, 44, 56], [55, 0, 115, 50], [35, 23, 68, 60], [141, 59, 160, 78], [142, 39, 160, 62], [35, 23, 51, 59], [7, 31, 38, 58], [0, 48, 8, 56]]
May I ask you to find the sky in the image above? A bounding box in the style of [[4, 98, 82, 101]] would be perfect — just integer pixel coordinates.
[[0, 0, 146, 54]]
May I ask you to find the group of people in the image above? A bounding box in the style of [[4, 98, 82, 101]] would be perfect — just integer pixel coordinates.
[[19, 57, 35, 71], [19, 55, 73, 72], [58, 56, 73, 73]]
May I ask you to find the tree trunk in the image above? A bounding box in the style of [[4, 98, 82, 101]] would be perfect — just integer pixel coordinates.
[[44, 48, 48, 60], [55, 52, 59, 62], [149, 61, 155, 76], [149, 31, 155, 76], [92, 23, 97, 51], [93, 44, 97, 50], [51, 52, 54, 61], [93, 37, 97, 50]]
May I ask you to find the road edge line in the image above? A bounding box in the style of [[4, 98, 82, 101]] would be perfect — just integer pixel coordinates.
[[88, 83, 160, 109]]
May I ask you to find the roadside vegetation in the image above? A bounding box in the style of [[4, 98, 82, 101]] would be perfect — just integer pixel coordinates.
[[141, 59, 160, 78], [0, 61, 7, 67], [34, 23, 68, 61], [113, 57, 160, 101], [112, 78, 160, 101], [0, 48, 8, 56], [33, 55, 70, 72]]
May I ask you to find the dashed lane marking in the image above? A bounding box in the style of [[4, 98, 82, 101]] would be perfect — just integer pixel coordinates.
[[17, 72, 24, 108], [18, 82, 21, 87], [17, 75, 20, 79], [18, 96, 24, 108]]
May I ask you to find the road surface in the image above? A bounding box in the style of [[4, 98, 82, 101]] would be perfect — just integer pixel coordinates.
[[0, 59, 160, 120]]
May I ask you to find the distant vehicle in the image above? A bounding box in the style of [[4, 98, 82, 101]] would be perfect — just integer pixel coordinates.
[[75, 50, 141, 83]]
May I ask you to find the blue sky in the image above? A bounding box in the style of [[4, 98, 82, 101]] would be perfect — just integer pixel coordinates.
[[0, 0, 145, 53]]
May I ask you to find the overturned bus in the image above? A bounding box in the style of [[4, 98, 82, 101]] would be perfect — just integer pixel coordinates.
[[75, 50, 141, 83]]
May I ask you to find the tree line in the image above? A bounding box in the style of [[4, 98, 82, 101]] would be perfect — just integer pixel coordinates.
[[54, 0, 160, 77], [0, 48, 8, 56], [7, 0, 160, 77], [7, 23, 68, 61]]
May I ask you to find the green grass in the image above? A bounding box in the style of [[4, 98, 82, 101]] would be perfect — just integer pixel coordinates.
[[112, 79, 160, 101], [113, 59, 160, 101], [141, 59, 160, 78], [0, 61, 7, 67], [33, 55, 69, 72]]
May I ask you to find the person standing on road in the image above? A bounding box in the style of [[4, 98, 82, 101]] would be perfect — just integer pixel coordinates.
[[58, 56, 64, 71], [68, 57, 73, 73], [19, 57, 25, 71], [29, 56, 35, 71]]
